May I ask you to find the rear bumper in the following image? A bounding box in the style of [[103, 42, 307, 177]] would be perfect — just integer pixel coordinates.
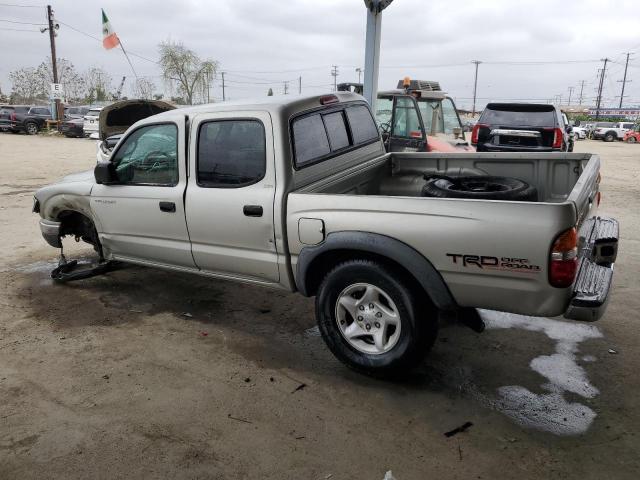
[[564, 216, 619, 322], [40, 219, 62, 248]]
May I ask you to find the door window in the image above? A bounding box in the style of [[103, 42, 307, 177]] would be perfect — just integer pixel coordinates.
[[345, 104, 379, 144], [392, 97, 422, 138], [197, 120, 266, 187], [441, 98, 462, 134], [375, 97, 394, 132], [111, 123, 178, 186]]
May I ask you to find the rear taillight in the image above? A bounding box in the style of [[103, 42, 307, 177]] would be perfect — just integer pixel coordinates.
[[549, 227, 578, 288], [10, 112, 16, 121], [552, 127, 563, 149], [471, 123, 487, 145]]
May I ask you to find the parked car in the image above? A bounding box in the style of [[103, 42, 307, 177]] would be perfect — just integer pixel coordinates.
[[0, 105, 29, 131], [1, 105, 51, 135], [95, 99, 176, 161], [472, 103, 573, 152], [572, 126, 588, 139], [592, 121, 636, 142], [64, 106, 90, 119], [623, 125, 640, 143], [59, 117, 85, 138], [83, 107, 103, 138], [33, 92, 618, 376]]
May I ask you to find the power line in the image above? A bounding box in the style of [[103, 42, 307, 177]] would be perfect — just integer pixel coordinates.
[[0, 3, 43, 7], [0, 18, 44, 25], [0, 26, 39, 31]]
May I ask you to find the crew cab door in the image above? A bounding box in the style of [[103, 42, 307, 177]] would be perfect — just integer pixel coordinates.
[[185, 111, 279, 283], [91, 119, 195, 268]]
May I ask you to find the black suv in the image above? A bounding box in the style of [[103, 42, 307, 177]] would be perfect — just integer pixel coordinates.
[[471, 103, 573, 152], [1, 105, 52, 135]]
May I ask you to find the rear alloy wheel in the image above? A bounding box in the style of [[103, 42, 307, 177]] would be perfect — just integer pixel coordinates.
[[24, 122, 39, 135], [316, 259, 437, 376]]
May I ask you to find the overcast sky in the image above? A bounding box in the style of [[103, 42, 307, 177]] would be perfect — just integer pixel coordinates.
[[1, 0, 639, 110]]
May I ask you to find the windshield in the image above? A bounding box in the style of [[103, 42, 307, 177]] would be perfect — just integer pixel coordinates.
[[417, 98, 462, 135], [375, 97, 393, 131]]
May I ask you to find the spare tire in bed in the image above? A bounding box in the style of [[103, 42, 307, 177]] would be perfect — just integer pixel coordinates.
[[421, 175, 538, 201]]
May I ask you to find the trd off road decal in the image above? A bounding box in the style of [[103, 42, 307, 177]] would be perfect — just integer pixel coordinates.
[[446, 254, 541, 273]]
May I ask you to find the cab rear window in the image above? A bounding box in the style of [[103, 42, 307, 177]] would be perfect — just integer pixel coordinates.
[[291, 103, 379, 169]]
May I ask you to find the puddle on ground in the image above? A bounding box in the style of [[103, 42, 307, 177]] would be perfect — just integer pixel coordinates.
[[479, 310, 602, 436], [6, 259, 59, 274]]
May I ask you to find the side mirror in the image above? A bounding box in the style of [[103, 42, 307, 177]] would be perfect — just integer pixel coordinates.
[[566, 126, 573, 134], [94, 162, 118, 184]]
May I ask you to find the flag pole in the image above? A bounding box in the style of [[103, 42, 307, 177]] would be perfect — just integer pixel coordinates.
[[117, 37, 139, 82]]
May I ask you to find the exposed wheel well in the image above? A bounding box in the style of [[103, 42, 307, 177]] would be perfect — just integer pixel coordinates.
[[57, 210, 102, 257], [303, 249, 431, 305]]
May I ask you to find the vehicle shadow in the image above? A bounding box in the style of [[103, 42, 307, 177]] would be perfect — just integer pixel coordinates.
[[14, 260, 606, 436]]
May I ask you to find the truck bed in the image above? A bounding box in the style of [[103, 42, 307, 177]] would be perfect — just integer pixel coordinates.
[[287, 152, 600, 317], [296, 152, 593, 203]]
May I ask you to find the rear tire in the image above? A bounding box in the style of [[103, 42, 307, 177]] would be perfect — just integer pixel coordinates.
[[24, 122, 39, 135], [315, 259, 437, 377], [604, 132, 616, 142], [626, 137, 637, 143]]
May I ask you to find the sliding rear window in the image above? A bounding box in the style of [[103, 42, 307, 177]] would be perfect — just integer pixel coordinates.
[[481, 105, 557, 127], [291, 103, 379, 169]]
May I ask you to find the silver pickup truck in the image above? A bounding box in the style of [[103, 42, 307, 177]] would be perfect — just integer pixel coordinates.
[[33, 92, 619, 376]]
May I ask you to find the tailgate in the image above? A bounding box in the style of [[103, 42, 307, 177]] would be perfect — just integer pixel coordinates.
[[567, 154, 601, 227]]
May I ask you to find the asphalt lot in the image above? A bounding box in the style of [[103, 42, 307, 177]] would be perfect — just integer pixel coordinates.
[[1, 132, 639, 479]]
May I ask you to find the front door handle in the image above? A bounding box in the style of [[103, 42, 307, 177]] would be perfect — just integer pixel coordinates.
[[159, 201, 176, 213], [243, 205, 263, 217]]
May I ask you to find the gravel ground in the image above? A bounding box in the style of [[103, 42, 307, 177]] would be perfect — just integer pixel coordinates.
[[0, 132, 639, 479]]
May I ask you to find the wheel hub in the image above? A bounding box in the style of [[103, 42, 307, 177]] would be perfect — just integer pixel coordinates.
[[335, 283, 401, 355]]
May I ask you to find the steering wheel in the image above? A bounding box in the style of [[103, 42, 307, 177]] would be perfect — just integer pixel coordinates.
[[142, 150, 171, 169], [379, 122, 391, 134]]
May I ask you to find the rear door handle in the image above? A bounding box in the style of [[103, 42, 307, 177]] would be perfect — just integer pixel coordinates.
[[159, 201, 176, 213], [243, 205, 263, 217]]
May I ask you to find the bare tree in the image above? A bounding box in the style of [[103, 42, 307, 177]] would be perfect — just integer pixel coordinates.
[[9, 67, 43, 103], [133, 77, 156, 100], [84, 67, 113, 103], [158, 40, 218, 105], [36, 58, 85, 103]]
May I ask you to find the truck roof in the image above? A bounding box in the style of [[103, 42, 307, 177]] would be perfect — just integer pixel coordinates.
[[151, 92, 365, 120]]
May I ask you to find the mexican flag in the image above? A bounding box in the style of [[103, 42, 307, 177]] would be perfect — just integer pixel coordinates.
[[101, 9, 120, 50]]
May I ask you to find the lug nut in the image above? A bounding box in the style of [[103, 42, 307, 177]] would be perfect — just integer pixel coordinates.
[[374, 322, 381, 328], [365, 324, 371, 331], [357, 316, 363, 321], [359, 305, 365, 311], [375, 312, 382, 318], [369, 303, 374, 309], [340, 320, 345, 325]]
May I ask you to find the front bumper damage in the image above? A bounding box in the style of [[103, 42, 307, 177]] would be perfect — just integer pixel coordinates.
[[39, 219, 62, 248], [564, 216, 619, 322]]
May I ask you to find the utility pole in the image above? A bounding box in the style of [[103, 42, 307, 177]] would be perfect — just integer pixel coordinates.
[[595, 58, 609, 120], [331, 65, 339, 92], [568, 86, 574, 105], [356, 67, 362, 84], [471, 60, 481, 116], [45, 5, 62, 121], [221, 72, 226, 101], [617, 52, 633, 108], [298, 76, 302, 94], [578, 80, 586, 105], [283, 81, 289, 95]]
